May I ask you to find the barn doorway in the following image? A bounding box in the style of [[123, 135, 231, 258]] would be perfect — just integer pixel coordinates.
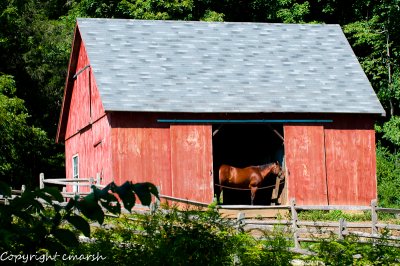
[[212, 124, 284, 205]]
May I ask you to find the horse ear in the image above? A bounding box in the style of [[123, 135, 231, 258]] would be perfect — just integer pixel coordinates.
[[276, 161, 280, 166]]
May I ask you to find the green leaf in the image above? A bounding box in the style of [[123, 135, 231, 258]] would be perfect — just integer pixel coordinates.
[[52, 228, 79, 247], [115, 181, 136, 211], [77, 196, 104, 224], [41, 187, 64, 202], [52, 211, 62, 228], [67, 215, 90, 237], [0, 182, 11, 197], [132, 182, 157, 206], [44, 238, 67, 254], [100, 200, 121, 215], [98, 192, 121, 215], [64, 198, 76, 211]]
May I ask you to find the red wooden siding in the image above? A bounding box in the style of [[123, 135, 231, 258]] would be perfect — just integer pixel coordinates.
[[324, 117, 377, 205], [66, 42, 90, 138], [284, 117, 377, 206], [111, 113, 172, 196], [64, 39, 110, 191], [65, 116, 112, 192], [170, 125, 214, 203], [284, 125, 328, 205]]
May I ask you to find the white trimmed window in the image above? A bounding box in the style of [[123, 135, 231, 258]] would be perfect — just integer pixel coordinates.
[[72, 155, 79, 192]]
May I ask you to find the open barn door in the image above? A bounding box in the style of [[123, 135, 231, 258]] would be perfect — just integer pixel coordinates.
[[212, 124, 284, 205], [170, 125, 214, 204], [284, 125, 329, 205]]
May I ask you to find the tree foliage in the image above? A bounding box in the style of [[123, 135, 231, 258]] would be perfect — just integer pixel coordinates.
[[0, 74, 48, 186], [0, 180, 158, 255]]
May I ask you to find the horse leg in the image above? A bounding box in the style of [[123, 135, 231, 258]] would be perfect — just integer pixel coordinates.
[[250, 187, 257, 205]]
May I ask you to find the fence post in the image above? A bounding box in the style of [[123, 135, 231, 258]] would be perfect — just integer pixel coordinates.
[[338, 218, 346, 240], [237, 212, 245, 232], [155, 186, 160, 206], [89, 177, 94, 192], [150, 186, 161, 214], [21, 185, 26, 193], [371, 199, 378, 235], [96, 173, 101, 185], [39, 173, 45, 189], [290, 198, 300, 249]]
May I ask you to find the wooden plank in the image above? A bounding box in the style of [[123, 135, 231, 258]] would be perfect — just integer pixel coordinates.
[[170, 125, 213, 204], [219, 208, 289, 219], [284, 125, 328, 205], [295, 205, 370, 211], [111, 113, 172, 195], [65, 41, 91, 139], [219, 205, 289, 210], [324, 117, 377, 205]]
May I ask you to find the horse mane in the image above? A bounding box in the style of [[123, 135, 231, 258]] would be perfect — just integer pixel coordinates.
[[258, 162, 276, 171], [257, 162, 280, 178]]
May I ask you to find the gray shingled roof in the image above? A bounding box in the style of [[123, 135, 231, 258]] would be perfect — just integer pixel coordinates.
[[77, 18, 385, 115]]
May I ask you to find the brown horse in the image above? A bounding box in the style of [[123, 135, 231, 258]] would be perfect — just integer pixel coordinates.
[[217, 162, 283, 205]]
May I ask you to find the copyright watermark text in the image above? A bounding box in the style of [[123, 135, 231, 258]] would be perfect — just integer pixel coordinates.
[[1, 251, 106, 263]]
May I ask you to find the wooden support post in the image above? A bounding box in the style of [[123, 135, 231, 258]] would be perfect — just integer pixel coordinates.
[[290, 198, 300, 249], [338, 218, 346, 240], [237, 212, 245, 232], [89, 177, 94, 192], [21, 185, 26, 193], [155, 186, 161, 206], [39, 173, 45, 189], [150, 186, 161, 214], [371, 199, 378, 235], [271, 176, 281, 206], [96, 173, 101, 185]]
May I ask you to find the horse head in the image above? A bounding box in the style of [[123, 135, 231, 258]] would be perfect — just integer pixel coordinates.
[[272, 161, 285, 180]]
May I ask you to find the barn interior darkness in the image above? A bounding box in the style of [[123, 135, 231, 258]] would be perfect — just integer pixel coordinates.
[[212, 124, 284, 205]]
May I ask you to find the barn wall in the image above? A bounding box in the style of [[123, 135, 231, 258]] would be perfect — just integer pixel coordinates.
[[64, 39, 111, 191], [324, 116, 377, 205], [65, 115, 112, 192], [110, 113, 172, 196], [284, 116, 377, 206], [66, 41, 90, 138], [170, 125, 214, 203], [284, 125, 328, 205]]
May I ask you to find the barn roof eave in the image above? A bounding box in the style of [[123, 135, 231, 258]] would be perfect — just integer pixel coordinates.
[[56, 24, 82, 143]]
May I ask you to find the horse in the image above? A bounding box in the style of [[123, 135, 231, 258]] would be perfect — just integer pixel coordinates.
[[217, 161, 284, 205]]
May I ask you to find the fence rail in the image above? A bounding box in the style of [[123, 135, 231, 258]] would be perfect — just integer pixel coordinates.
[[2, 174, 400, 253], [39, 173, 105, 199], [234, 198, 400, 253]]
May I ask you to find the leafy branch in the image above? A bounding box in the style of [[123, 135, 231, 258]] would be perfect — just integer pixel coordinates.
[[0, 181, 158, 254]]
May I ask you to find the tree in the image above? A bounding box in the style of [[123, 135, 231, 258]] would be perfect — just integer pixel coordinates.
[[0, 74, 48, 186]]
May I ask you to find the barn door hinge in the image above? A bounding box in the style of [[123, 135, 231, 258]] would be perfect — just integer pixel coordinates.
[[73, 64, 90, 79]]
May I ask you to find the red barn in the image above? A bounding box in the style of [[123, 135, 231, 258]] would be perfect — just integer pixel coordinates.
[[56, 19, 385, 206]]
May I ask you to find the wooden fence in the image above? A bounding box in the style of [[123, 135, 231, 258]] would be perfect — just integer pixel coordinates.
[[235, 198, 400, 252], [2, 173, 400, 252], [39, 173, 105, 199]]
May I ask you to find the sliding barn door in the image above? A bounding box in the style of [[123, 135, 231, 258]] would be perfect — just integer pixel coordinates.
[[324, 119, 377, 205], [170, 125, 214, 203], [284, 125, 328, 205]]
